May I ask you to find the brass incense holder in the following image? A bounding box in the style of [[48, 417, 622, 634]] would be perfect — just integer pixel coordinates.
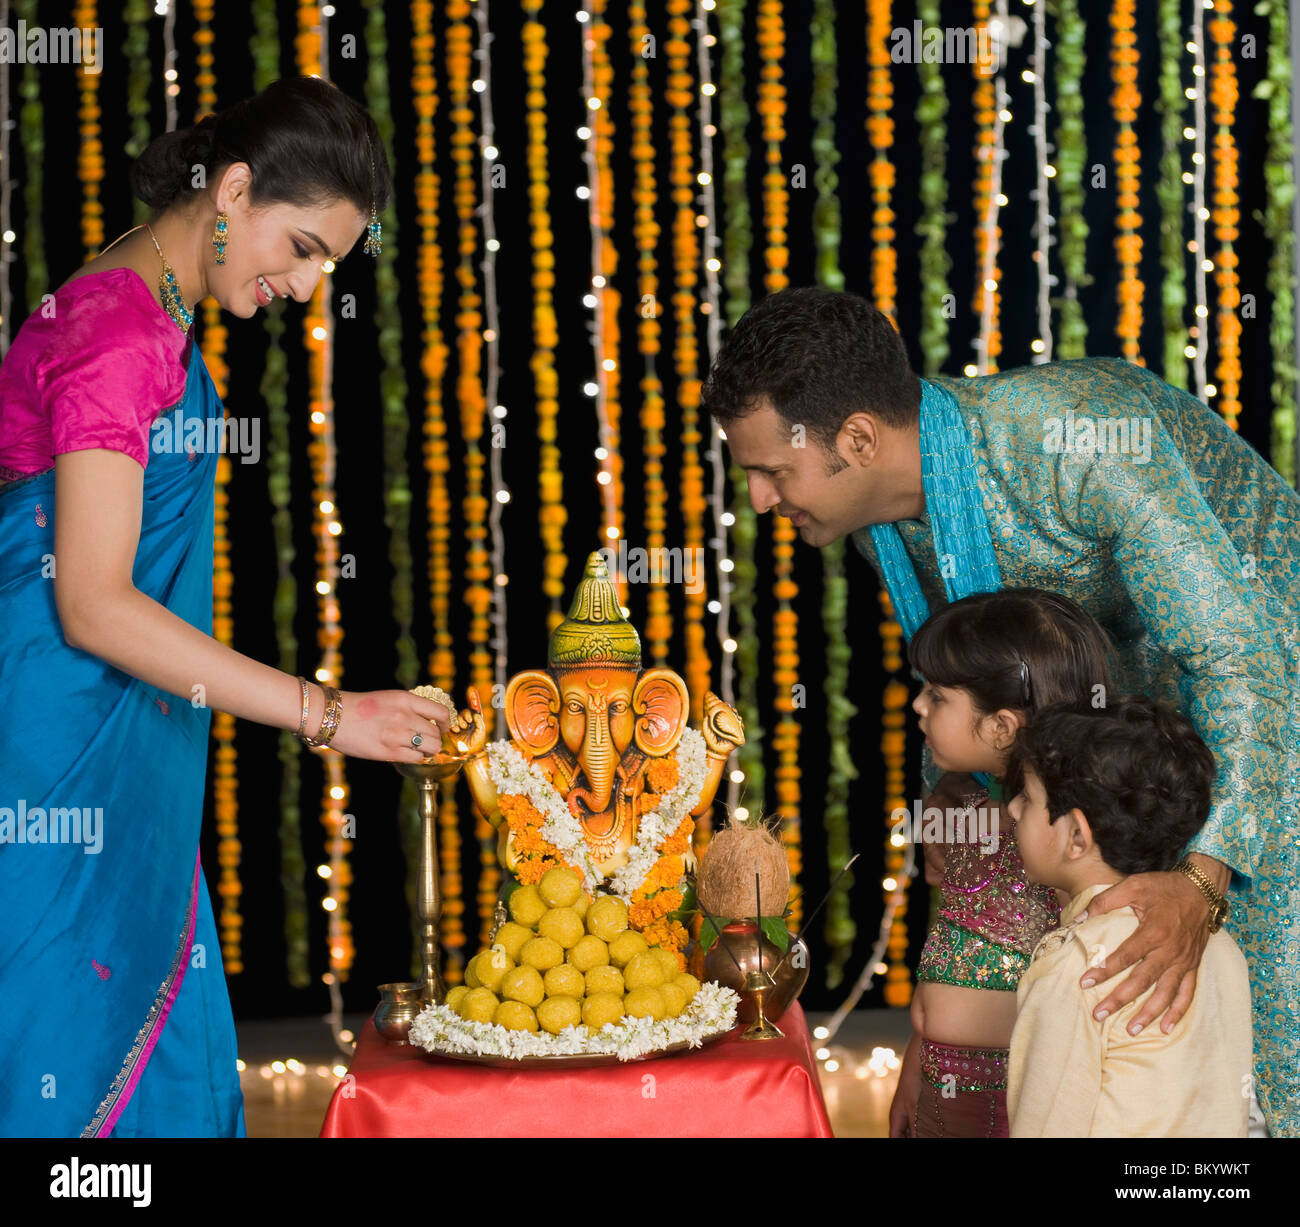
[[740, 969, 784, 1041]]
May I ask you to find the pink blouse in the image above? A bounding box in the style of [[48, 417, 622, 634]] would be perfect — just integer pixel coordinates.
[[0, 267, 189, 481]]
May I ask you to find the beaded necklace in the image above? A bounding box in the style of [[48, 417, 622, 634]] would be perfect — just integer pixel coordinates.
[[145, 224, 193, 334]]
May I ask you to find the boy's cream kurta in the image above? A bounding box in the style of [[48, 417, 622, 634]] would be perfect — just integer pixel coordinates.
[[1008, 885, 1252, 1137]]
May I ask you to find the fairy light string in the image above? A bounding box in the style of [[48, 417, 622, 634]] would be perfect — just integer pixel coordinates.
[[296, 3, 355, 1005], [472, 0, 510, 704], [1191, 2, 1209, 398], [694, 0, 730, 863], [715, 0, 762, 820], [579, 0, 626, 592]]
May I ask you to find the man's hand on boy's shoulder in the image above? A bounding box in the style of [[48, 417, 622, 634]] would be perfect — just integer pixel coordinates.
[[1074, 854, 1228, 1036]]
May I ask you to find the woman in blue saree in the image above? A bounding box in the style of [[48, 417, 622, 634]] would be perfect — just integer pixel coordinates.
[[0, 77, 451, 1138]]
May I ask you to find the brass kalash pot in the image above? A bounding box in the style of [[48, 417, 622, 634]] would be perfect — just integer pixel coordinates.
[[701, 924, 810, 1036]]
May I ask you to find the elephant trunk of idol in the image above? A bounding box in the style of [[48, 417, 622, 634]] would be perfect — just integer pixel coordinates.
[[567, 711, 617, 817]]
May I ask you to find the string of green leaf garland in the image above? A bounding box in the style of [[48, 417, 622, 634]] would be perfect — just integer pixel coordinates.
[[17, 0, 44, 312], [250, 0, 309, 988], [716, 0, 764, 815], [1049, 0, 1089, 358], [1256, 0, 1296, 487], [809, 0, 856, 991], [123, 0, 151, 226], [360, 0, 425, 983], [1154, 0, 1188, 389], [914, 0, 952, 374]]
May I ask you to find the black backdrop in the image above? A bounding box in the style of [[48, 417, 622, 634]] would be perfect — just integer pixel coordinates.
[[8, 0, 1283, 1019]]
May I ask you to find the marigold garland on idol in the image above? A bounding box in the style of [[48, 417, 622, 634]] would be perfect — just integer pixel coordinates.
[[379, 553, 751, 1060]]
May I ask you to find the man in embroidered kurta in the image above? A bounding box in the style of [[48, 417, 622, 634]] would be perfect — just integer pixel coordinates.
[[703, 287, 1299, 1137]]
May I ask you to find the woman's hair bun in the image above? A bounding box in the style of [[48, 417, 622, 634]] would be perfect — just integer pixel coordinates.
[[130, 77, 390, 220]]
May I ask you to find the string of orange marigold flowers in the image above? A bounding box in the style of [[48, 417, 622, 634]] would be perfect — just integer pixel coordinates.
[[1111, 0, 1144, 363], [971, 0, 1002, 374], [446, 0, 498, 949], [868, 0, 910, 1006], [411, 0, 464, 982], [665, 1, 710, 731], [74, 1, 101, 259], [1210, 0, 1241, 428], [521, 3, 566, 637], [630, 0, 671, 667]]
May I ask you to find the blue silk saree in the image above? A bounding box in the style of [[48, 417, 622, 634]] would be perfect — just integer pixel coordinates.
[[0, 333, 245, 1138]]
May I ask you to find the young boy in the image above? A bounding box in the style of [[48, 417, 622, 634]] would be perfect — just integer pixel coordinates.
[[1005, 694, 1252, 1137]]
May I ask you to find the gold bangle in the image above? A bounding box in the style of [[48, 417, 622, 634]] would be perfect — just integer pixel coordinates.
[[303, 686, 343, 749], [296, 677, 311, 740]]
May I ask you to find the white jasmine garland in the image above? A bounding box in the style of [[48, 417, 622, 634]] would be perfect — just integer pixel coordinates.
[[483, 726, 709, 905], [408, 981, 740, 1061]]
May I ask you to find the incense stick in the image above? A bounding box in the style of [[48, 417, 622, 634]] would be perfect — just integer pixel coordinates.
[[695, 893, 745, 976], [769, 852, 862, 978]]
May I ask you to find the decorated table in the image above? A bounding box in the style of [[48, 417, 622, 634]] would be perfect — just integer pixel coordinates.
[[329, 553, 832, 1139], [319, 1001, 833, 1138]]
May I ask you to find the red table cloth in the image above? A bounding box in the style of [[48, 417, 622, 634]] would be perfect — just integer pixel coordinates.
[[320, 1000, 833, 1137]]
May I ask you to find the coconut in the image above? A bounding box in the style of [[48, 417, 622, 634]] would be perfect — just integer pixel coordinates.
[[696, 814, 790, 920]]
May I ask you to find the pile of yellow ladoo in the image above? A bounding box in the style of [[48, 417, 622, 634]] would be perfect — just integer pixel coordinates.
[[445, 866, 701, 1035]]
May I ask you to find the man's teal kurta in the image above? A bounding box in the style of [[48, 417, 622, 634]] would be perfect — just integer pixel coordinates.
[[851, 356, 1300, 1137]]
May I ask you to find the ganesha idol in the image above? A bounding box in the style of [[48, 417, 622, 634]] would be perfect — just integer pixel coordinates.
[[444, 553, 745, 907]]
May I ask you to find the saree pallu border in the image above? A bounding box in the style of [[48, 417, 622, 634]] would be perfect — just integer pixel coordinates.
[[0, 336, 222, 1137], [83, 852, 200, 1138]]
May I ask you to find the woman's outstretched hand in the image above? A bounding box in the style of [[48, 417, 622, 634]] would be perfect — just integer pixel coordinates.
[[327, 688, 453, 762]]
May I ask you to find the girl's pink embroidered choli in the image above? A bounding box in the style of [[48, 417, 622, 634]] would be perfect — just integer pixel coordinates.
[[916, 785, 1060, 992]]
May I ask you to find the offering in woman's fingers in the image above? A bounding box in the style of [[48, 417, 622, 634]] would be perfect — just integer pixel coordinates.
[[409, 684, 457, 744]]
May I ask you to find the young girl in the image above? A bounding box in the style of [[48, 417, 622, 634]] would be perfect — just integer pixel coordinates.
[[888, 588, 1116, 1138]]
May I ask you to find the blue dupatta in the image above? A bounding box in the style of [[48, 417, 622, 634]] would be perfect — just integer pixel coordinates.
[[869, 377, 1004, 789], [0, 335, 233, 1137]]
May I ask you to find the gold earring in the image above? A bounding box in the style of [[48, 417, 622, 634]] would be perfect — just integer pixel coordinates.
[[212, 211, 229, 265]]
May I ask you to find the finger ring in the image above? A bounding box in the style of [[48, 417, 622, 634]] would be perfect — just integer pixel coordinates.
[[411, 733, 423, 748]]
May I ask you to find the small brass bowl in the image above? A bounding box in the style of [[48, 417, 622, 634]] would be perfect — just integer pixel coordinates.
[[374, 982, 426, 1045]]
